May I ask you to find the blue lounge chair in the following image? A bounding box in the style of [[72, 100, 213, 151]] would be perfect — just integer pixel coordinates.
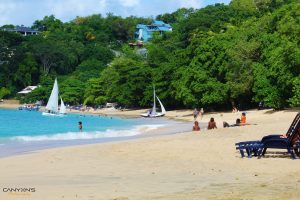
[[235, 140, 263, 158], [262, 112, 300, 142], [236, 112, 300, 159], [261, 113, 300, 158]]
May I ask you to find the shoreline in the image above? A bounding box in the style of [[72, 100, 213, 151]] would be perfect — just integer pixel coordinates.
[[0, 110, 300, 199], [0, 106, 197, 158], [0, 100, 264, 123], [0, 101, 190, 120], [0, 119, 193, 158]]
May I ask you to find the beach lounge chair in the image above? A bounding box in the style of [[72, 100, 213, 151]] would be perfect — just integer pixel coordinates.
[[261, 115, 300, 158], [294, 141, 300, 156], [260, 112, 300, 157], [235, 140, 263, 158], [236, 112, 300, 159], [262, 112, 300, 142]]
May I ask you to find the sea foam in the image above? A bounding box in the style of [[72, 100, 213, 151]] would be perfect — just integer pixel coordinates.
[[11, 124, 165, 142]]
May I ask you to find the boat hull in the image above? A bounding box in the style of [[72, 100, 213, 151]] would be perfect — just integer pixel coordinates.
[[140, 113, 165, 118], [42, 112, 65, 117]]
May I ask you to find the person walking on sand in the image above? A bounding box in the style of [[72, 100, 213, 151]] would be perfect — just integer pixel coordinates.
[[208, 117, 217, 130], [193, 121, 200, 131], [199, 108, 204, 119], [193, 108, 199, 121], [232, 106, 238, 113], [78, 121, 83, 131]]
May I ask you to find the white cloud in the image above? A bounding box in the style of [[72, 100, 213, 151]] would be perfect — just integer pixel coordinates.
[[118, 0, 140, 7], [47, 0, 107, 21], [177, 0, 202, 8], [0, 0, 230, 26]]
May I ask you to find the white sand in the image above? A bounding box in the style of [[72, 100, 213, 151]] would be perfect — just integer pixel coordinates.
[[0, 108, 300, 199], [0, 100, 20, 109]]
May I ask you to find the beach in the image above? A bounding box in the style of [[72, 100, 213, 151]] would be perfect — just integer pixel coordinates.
[[0, 105, 300, 199], [0, 100, 20, 109]]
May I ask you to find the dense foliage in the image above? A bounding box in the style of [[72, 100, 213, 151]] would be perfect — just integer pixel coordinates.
[[0, 0, 299, 110]]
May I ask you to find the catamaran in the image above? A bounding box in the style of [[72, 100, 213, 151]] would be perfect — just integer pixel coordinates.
[[141, 87, 166, 117], [42, 79, 67, 116]]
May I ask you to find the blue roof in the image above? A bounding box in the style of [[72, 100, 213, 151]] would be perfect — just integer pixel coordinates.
[[135, 20, 172, 42], [153, 20, 165, 25], [153, 21, 171, 28], [136, 21, 172, 32]]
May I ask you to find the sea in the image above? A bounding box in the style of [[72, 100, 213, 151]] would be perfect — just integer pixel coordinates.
[[0, 109, 191, 157]]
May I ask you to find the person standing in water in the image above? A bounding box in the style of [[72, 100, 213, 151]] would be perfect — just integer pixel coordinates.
[[78, 121, 83, 131]]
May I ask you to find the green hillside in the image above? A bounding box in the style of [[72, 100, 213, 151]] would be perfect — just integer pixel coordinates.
[[0, 0, 298, 110]]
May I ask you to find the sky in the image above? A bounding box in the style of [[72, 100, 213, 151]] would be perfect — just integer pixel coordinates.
[[0, 0, 231, 26]]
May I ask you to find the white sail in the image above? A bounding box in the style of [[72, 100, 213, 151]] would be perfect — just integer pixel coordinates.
[[141, 86, 166, 117], [156, 96, 166, 114], [59, 97, 66, 114], [45, 79, 59, 113]]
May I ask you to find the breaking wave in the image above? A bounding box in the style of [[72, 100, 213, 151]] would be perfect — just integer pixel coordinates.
[[11, 124, 165, 142]]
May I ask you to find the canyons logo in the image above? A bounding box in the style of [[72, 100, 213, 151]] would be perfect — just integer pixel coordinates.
[[2, 188, 36, 196]]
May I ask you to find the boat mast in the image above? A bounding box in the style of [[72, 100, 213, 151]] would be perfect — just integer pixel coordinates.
[[152, 85, 156, 115]]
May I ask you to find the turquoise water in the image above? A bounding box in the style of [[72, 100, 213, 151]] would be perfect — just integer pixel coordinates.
[[0, 109, 192, 157], [0, 109, 163, 144]]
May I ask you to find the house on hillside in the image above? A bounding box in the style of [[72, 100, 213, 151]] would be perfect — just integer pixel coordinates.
[[2, 25, 39, 36], [134, 21, 172, 42], [17, 86, 38, 95]]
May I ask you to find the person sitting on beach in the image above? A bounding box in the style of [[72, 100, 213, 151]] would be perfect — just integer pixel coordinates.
[[241, 112, 246, 124], [223, 119, 241, 128], [234, 118, 241, 126], [78, 121, 83, 131], [193, 121, 200, 131], [223, 118, 256, 128], [208, 117, 217, 130]]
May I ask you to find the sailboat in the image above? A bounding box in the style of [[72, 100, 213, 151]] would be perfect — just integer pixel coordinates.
[[59, 97, 66, 115], [42, 79, 67, 116], [141, 87, 166, 117]]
